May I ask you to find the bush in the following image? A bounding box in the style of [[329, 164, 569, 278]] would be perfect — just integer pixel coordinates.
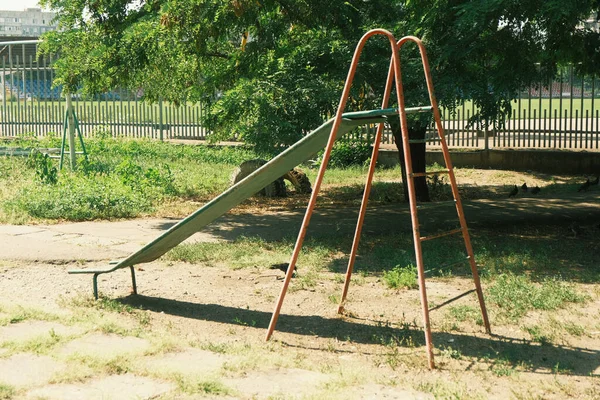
[[7, 175, 154, 221], [316, 137, 372, 168]]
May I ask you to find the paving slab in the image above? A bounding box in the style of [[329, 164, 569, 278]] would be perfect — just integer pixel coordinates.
[[141, 347, 228, 377], [0, 353, 66, 387], [58, 333, 151, 359], [0, 321, 85, 344], [223, 367, 329, 398], [24, 373, 175, 400]]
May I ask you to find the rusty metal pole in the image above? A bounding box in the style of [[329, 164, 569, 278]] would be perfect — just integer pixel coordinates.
[[398, 36, 491, 335], [338, 55, 396, 313], [265, 29, 403, 342], [66, 93, 77, 170]]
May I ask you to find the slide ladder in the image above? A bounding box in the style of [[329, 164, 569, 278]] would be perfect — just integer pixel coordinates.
[[265, 29, 491, 369]]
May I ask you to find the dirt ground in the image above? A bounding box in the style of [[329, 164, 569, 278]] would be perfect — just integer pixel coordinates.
[[1, 168, 600, 399], [1, 257, 599, 399]]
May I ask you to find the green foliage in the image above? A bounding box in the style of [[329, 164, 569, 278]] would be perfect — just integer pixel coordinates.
[[115, 158, 177, 195], [316, 137, 372, 168], [487, 273, 587, 320], [383, 265, 418, 290], [40, 0, 600, 153], [26, 150, 58, 185], [1, 137, 260, 222], [449, 305, 482, 324], [7, 175, 153, 221]]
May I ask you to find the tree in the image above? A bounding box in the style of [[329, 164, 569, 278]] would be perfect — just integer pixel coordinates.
[[40, 0, 404, 152], [41, 0, 600, 201]]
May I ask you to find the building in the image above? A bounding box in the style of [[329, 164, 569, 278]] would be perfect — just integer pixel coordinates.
[[0, 7, 57, 37]]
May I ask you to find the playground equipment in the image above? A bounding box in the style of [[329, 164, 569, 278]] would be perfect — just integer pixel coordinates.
[[70, 29, 490, 369], [59, 93, 88, 170], [265, 29, 490, 369]]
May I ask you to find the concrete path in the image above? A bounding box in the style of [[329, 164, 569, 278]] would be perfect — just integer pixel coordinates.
[[1, 193, 599, 263]]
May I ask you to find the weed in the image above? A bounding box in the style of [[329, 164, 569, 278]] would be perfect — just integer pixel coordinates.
[[233, 317, 256, 327], [0, 137, 259, 223], [26, 150, 58, 184], [561, 321, 585, 336], [101, 356, 132, 374], [328, 294, 340, 305], [427, 173, 452, 201], [176, 374, 233, 396], [441, 345, 463, 360], [0, 384, 15, 400], [382, 265, 418, 289], [200, 342, 230, 354], [522, 325, 552, 343], [315, 138, 372, 168], [292, 268, 319, 291], [1, 305, 59, 326], [2, 330, 64, 355]]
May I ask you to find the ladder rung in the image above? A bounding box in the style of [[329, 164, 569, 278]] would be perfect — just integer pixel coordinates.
[[424, 256, 471, 275], [411, 170, 450, 178], [408, 138, 437, 144], [429, 289, 476, 312], [416, 200, 456, 210], [420, 228, 463, 242]]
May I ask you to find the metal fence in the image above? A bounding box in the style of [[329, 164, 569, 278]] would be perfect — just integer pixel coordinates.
[[369, 65, 600, 151], [0, 39, 598, 150], [0, 39, 208, 140]]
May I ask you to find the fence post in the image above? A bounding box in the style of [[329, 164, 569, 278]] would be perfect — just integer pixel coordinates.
[[158, 96, 164, 141], [66, 93, 77, 170], [484, 125, 489, 150]]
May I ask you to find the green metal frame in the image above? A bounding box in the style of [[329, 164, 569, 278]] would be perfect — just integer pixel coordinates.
[[69, 107, 430, 298], [59, 109, 89, 170]]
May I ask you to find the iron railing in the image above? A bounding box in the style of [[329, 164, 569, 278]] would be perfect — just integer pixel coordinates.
[[0, 39, 598, 150], [0, 39, 208, 140]]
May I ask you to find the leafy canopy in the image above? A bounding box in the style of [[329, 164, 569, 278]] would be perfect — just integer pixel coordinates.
[[40, 0, 600, 151]]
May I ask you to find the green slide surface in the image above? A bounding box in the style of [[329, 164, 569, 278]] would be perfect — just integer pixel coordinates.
[[69, 107, 431, 275], [70, 115, 385, 275]]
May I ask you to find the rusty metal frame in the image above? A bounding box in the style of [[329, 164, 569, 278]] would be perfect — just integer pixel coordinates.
[[264, 29, 491, 369]]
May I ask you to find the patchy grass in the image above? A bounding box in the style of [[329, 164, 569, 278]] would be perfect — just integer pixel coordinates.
[[165, 235, 339, 271], [0, 305, 61, 327], [486, 273, 587, 321]]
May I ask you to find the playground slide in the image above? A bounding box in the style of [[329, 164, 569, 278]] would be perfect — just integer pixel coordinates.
[[69, 112, 396, 279]]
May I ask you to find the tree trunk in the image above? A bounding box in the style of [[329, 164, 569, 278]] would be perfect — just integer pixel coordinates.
[[389, 118, 430, 203]]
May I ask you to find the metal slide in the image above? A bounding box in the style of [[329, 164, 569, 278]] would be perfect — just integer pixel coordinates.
[[70, 108, 430, 298]]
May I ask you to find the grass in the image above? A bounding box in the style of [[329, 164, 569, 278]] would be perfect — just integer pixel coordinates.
[[445, 98, 600, 121], [165, 235, 338, 271], [486, 273, 587, 321], [0, 134, 258, 223], [0, 305, 60, 327]]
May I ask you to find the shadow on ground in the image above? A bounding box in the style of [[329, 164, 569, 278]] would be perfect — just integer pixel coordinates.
[[120, 294, 599, 377]]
